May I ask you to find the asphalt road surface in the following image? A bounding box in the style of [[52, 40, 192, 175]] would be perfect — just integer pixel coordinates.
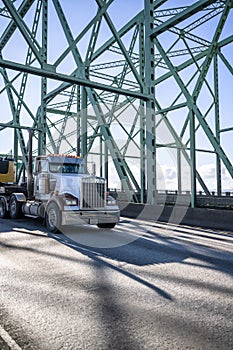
[[0, 216, 233, 350]]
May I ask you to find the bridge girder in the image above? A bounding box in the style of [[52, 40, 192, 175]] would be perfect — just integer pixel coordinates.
[[0, 0, 232, 205]]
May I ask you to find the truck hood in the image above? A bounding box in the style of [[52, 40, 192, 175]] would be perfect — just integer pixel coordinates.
[[52, 174, 97, 199]]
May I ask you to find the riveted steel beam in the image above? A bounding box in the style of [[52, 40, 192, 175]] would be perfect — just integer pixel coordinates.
[[2, 0, 42, 65], [0, 57, 147, 100], [154, 33, 233, 181], [151, 0, 217, 37], [0, 0, 35, 51]]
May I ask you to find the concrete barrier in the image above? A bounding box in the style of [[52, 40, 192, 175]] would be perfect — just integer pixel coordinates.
[[118, 201, 233, 231]]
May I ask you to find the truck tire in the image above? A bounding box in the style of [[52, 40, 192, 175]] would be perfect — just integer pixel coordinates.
[[97, 223, 116, 229], [46, 202, 61, 233], [9, 195, 23, 219], [0, 197, 8, 219]]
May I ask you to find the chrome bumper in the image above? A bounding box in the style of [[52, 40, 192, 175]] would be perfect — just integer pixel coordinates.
[[61, 209, 120, 226]]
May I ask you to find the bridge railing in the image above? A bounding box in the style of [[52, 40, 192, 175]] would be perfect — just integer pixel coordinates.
[[109, 189, 233, 209]]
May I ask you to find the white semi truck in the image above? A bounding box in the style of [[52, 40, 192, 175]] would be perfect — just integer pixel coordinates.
[[0, 154, 120, 233]]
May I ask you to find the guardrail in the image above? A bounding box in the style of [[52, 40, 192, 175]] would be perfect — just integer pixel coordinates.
[[109, 189, 233, 209]]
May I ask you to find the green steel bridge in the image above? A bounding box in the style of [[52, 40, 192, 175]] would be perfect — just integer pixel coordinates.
[[0, 0, 233, 208]]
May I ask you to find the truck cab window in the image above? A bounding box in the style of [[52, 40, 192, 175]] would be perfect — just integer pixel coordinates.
[[49, 163, 85, 174]]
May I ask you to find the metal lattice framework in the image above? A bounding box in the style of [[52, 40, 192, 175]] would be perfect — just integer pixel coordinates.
[[0, 0, 232, 205]]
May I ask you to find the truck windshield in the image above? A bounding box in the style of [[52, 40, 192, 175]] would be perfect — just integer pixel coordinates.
[[49, 163, 85, 174]]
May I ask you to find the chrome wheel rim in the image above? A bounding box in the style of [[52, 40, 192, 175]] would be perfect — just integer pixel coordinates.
[[0, 201, 4, 216], [48, 208, 57, 228], [10, 199, 17, 216]]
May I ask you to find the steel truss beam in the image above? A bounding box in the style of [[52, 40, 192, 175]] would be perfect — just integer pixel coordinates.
[[151, 0, 217, 36], [0, 0, 232, 205], [2, 0, 42, 64]]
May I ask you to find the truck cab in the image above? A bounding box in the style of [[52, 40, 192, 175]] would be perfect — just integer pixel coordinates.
[[0, 154, 120, 233], [33, 154, 86, 201]]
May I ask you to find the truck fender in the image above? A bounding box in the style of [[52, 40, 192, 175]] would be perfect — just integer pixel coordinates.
[[8, 193, 25, 219], [11, 193, 27, 202], [45, 195, 63, 212]]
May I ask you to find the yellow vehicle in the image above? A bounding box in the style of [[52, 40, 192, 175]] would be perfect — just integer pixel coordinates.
[[0, 157, 16, 183]]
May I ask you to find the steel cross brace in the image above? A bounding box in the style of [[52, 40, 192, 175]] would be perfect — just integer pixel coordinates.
[[95, 0, 143, 91], [154, 33, 233, 181], [151, 0, 217, 37], [0, 59, 28, 167], [52, 0, 140, 201], [0, 0, 35, 51], [2, 0, 42, 65]]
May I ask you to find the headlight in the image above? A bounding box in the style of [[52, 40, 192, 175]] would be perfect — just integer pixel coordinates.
[[64, 195, 79, 206], [65, 199, 77, 206], [106, 195, 116, 206]]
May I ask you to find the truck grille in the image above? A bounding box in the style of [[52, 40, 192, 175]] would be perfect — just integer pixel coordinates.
[[81, 177, 106, 209]]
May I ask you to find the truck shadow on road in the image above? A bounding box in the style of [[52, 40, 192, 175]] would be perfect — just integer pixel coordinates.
[[1, 217, 233, 350], [0, 217, 174, 301], [48, 219, 233, 297], [1, 217, 233, 299], [54, 219, 233, 269]]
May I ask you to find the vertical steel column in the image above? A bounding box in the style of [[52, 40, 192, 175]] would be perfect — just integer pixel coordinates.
[[27, 128, 33, 199], [81, 87, 88, 169], [76, 85, 81, 156], [38, 0, 48, 155], [145, 0, 156, 204], [214, 53, 221, 196], [0, 57, 28, 173], [100, 136, 103, 178], [177, 148, 182, 193], [139, 21, 146, 203], [190, 110, 197, 207], [14, 128, 18, 166], [104, 142, 108, 189]]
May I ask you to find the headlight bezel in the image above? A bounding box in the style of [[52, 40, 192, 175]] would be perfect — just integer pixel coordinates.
[[63, 194, 79, 206], [106, 194, 117, 206]]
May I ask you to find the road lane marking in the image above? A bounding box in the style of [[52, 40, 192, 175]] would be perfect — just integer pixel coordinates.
[[0, 325, 22, 350]]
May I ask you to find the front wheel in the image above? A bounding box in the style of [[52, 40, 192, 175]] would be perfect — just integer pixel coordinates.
[[0, 197, 8, 219], [9, 195, 23, 219], [45, 202, 61, 233], [97, 223, 116, 229]]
